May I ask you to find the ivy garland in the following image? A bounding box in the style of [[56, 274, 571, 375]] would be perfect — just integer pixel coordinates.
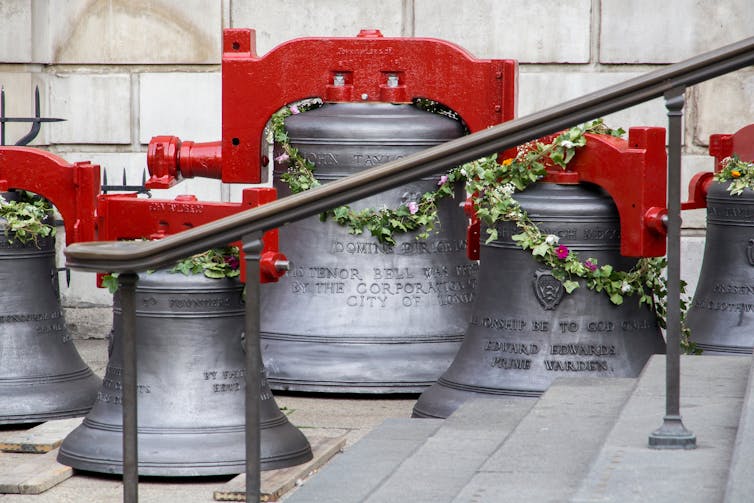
[[462, 131, 694, 353], [0, 192, 55, 247], [272, 105, 696, 353], [271, 101, 464, 245]]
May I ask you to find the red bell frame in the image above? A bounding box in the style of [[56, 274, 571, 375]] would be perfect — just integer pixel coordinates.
[[146, 28, 518, 188]]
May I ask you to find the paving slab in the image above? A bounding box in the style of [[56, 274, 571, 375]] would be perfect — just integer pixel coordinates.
[[452, 377, 637, 503], [573, 355, 749, 503], [283, 418, 443, 503], [365, 398, 535, 503]]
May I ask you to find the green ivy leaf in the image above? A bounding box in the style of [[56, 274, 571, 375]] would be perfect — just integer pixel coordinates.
[[563, 280, 579, 293], [610, 293, 624, 305], [532, 242, 550, 257]]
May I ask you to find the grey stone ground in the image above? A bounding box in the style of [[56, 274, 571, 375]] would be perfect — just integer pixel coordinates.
[[2, 316, 751, 502], [0, 337, 417, 502]]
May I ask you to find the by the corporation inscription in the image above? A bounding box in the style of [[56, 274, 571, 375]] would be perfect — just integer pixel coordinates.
[[286, 261, 478, 309]]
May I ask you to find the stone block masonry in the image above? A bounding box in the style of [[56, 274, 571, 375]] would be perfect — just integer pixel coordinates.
[[0, 0, 751, 309]]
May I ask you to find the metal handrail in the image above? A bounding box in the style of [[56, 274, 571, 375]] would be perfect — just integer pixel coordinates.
[[62, 35, 754, 503], [65, 36, 754, 272]]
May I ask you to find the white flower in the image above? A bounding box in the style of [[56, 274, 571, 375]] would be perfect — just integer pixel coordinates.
[[621, 281, 632, 293], [545, 234, 559, 245], [560, 140, 575, 148], [501, 183, 515, 196], [460, 168, 467, 177]]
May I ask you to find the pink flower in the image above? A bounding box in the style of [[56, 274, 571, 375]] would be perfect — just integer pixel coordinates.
[[408, 201, 419, 214], [555, 245, 569, 260], [584, 259, 597, 271], [289, 105, 300, 114], [438, 175, 448, 186], [274, 153, 289, 163], [225, 256, 240, 270]]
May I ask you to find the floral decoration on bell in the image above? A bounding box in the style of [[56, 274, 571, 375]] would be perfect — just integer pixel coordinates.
[[102, 246, 241, 294], [0, 191, 55, 247], [170, 246, 241, 279], [271, 102, 696, 353], [714, 155, 754, 195]]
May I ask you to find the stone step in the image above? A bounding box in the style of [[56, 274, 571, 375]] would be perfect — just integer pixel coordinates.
[[284, 417, 443, 503], [724, 354, 754, 502], [573, 355, 750, 503], [363, 398, 536, 503], [285, 355, 751, 503], [451, 377, 637, 503]]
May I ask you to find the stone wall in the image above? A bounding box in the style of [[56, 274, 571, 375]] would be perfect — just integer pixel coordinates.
[[0, 0, 752, 313]]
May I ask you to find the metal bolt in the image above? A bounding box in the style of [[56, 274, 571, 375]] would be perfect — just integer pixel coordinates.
[[333, 74, 345, 87], [274, 260, 290, 272], [361, 93, 369, 100], [387, 74, 399, 88]]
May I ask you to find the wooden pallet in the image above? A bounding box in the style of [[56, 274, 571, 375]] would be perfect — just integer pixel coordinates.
[[213, 435, 347, 502], [0, 448, 73, 494], [0, 417, 83, 453], [0, 418, 82, 494]]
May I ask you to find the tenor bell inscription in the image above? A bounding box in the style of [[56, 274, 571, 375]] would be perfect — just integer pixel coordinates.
[[261, 102, 476, 393]]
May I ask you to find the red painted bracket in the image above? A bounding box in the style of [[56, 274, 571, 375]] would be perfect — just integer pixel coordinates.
[[681, 123, 754, 211], [462, 128, 668, 258], [710, 123, 754, 169], [98, 187, 283, 283], [146, 28, 517, 187], [0, 147, 99, 245], [681, 171, 714, 210], [557, 127, 667, 257], [541, 127, 668, 257]]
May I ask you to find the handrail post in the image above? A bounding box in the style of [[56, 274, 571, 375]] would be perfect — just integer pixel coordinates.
[[648, 86, 696, 449], [242, 233, 263, 502], [118, 272, 140, 501]]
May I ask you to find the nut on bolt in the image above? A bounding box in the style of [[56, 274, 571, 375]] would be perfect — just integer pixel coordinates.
[[274, 259, 290, 272]]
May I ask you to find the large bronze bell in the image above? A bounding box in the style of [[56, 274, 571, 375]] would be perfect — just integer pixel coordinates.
[[261, 102, 476, 393], [58, 269, 312, 476], [688, 180, 754, 354], [413, 182, 666, 418], [0, 194, 100, 424]]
